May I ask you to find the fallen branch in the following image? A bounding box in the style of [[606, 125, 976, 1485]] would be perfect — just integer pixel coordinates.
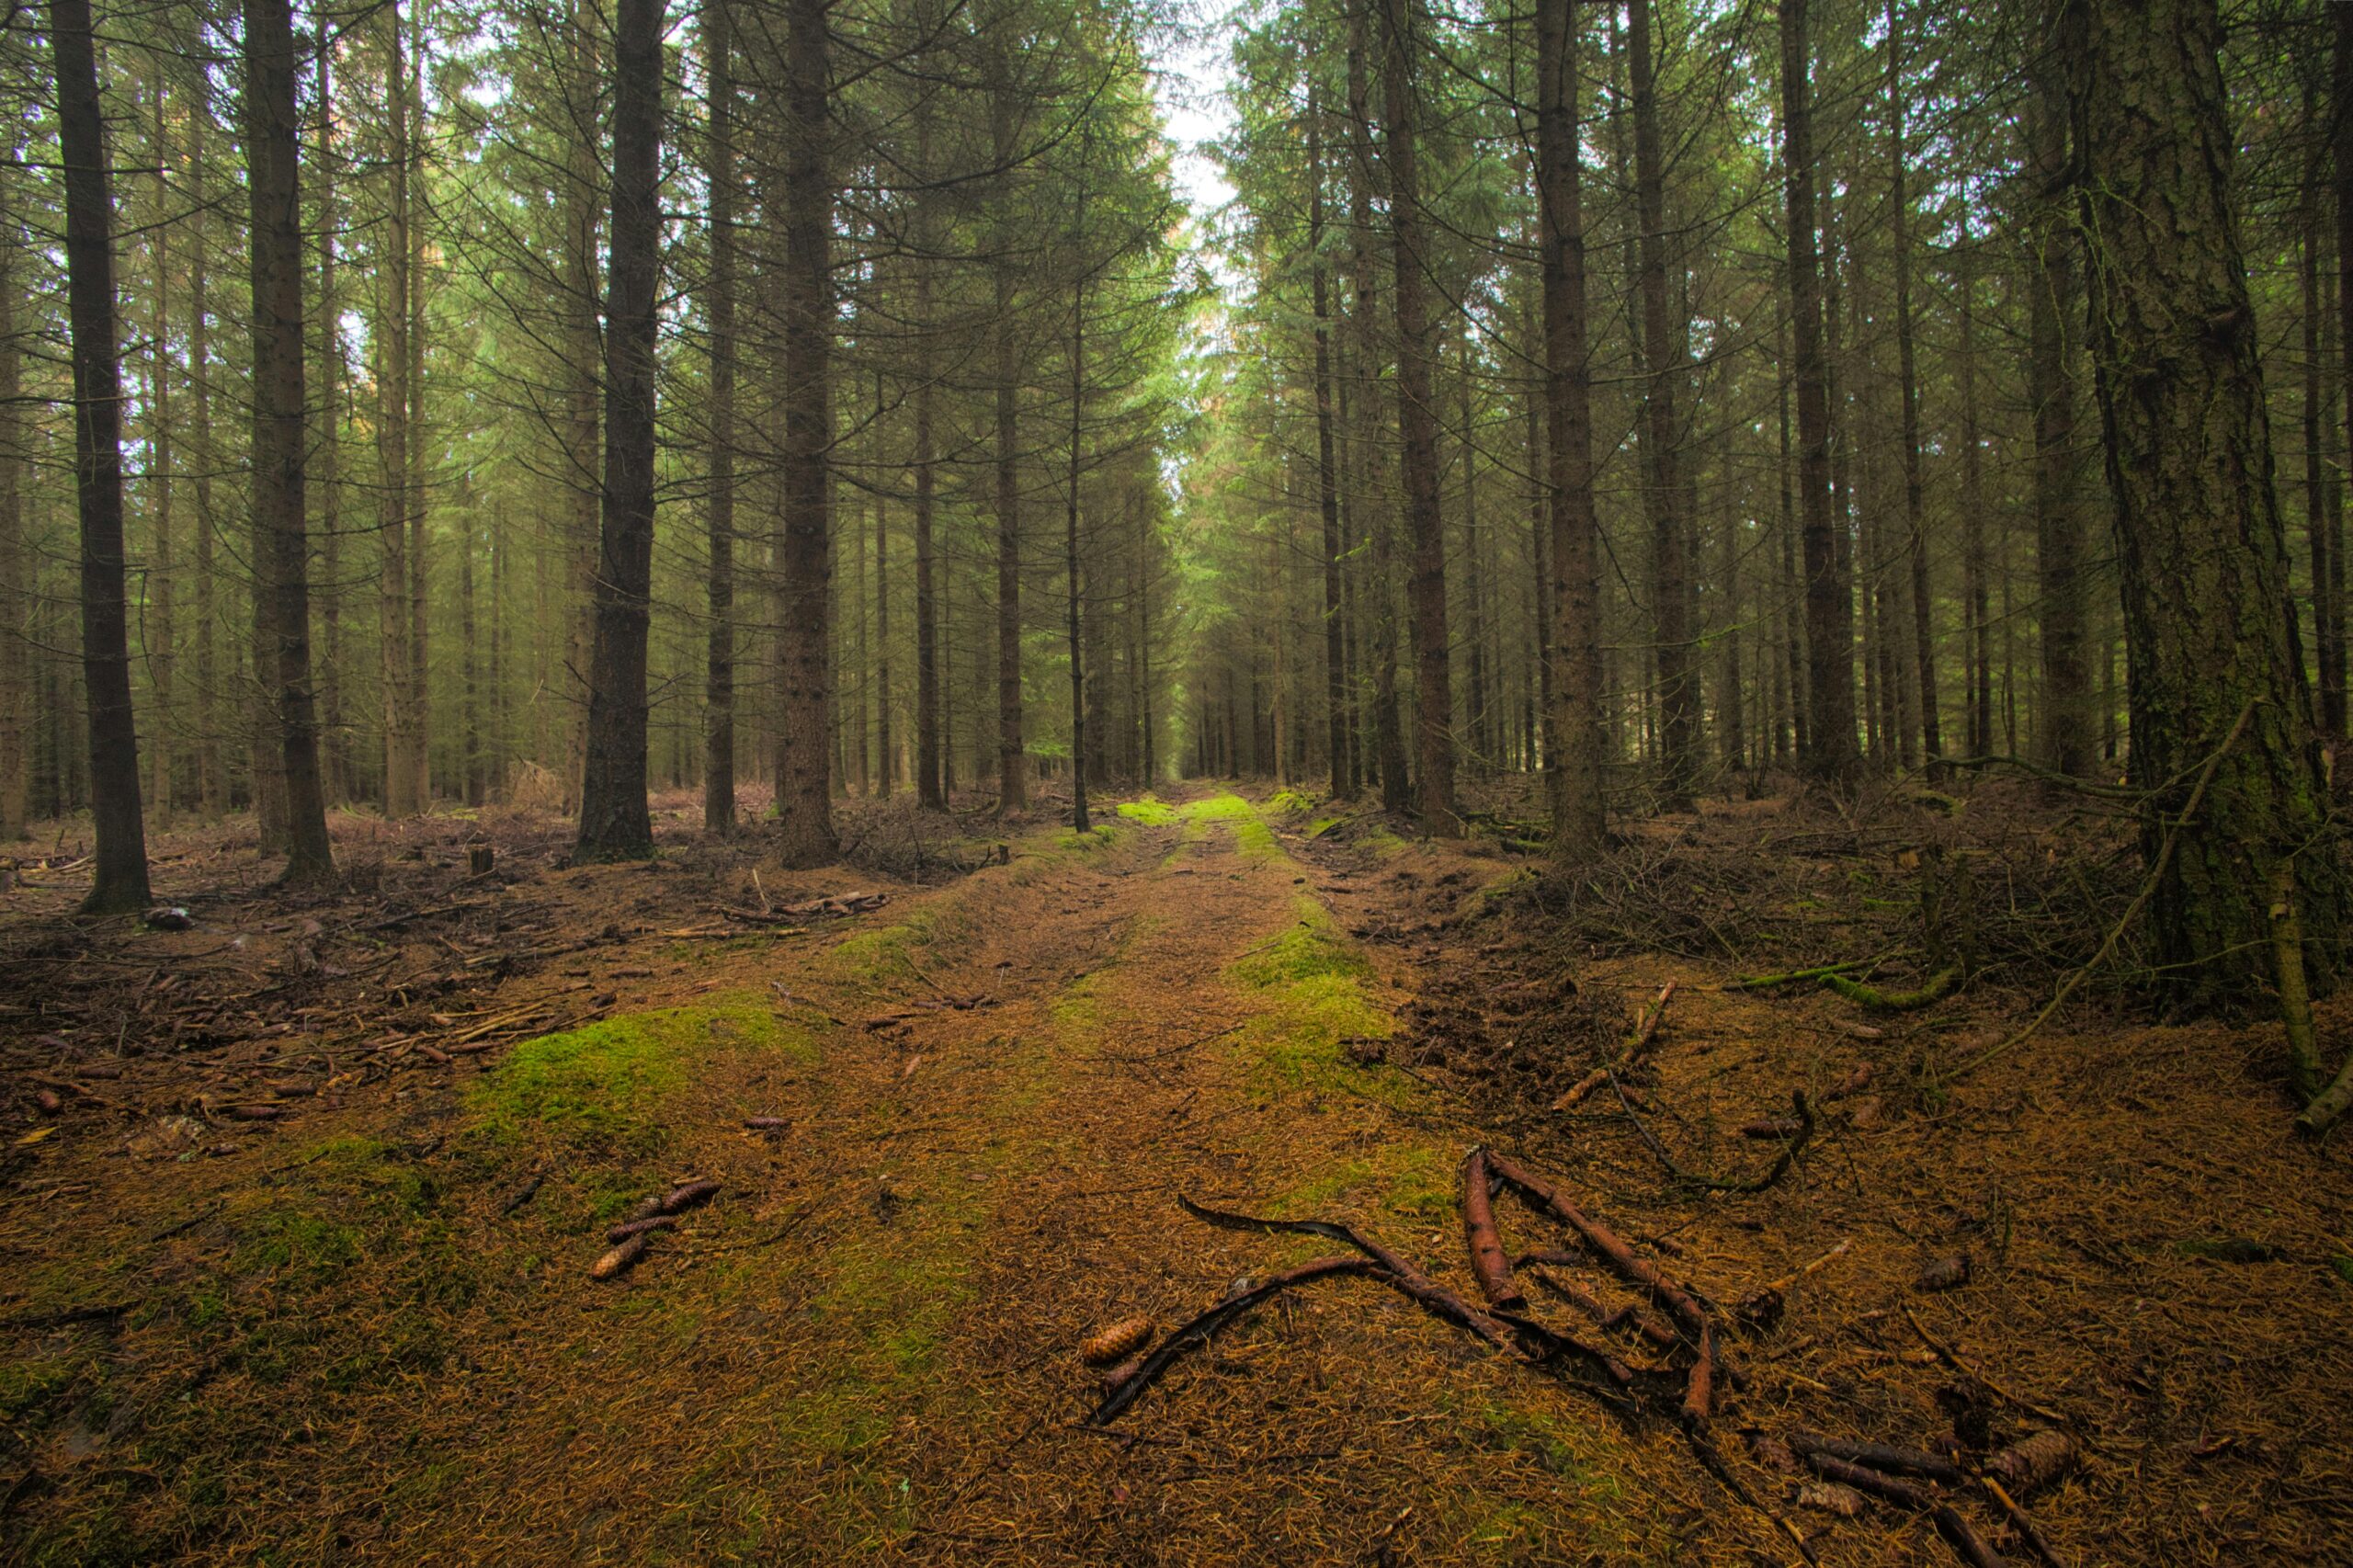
[[1824, 965, 1960, 1013], [1178, 1195, 1522, 1356], [1481, 1153, 1721, 1421], [1608, 1078, 1815, 1196], [1552, 981, 1677, 1109], [1802, 1451, 2005, 1568], [1789, 1428, 1967, 1485], [1460, 1149, 1525, 1311], [1904, 1305, 2071, 1428], [717, 907, 810, 930], [1087, 1254, 1375, 1424], [1982, 1475, 2067, 1568], [1517, 1251, 1678, 1348], [1726, 957, 1882, 991]]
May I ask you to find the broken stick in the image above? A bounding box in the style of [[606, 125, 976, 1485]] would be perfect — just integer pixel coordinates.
[[1552, 980, 1677, 1110]]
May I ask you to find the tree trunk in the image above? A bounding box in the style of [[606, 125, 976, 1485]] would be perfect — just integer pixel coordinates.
[[771, 0, 837, 864], [876, 419, 893, 797], [990, 57, 1026, 815], [702, 0, 739, 832], [574, 0, 665, 861], [562, 0, 602, 810], [1629, 0, 1695, 808], [2064, 0, 2345, 1006], [1537, 0, 1606, 860], [379, 1, 422, 816], [314, 40, 347, 804], [243, 0, 336, 881], [2026, 28, 2091, 778], [1886, 0, 1941, 779], [190, 108, 222, 818], [2332, 3, 2353, 743], [51, 0, 153, 913], [1065, 234, 1091, 834], [913, 141, 944, 811], [0, 183, 27, 839], [1959, 234, 1992, 759], [1379, 0, 1454, 835], [404, 17, 430, 812], [144, 74, 176, 826], [1310, 102, 1351, 801], [1779, 0, 1858, 788], [1348, 0, 1409, 815]]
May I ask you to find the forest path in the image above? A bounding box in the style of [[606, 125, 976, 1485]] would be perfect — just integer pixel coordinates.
[[6, 789, 1701, 1567], [462, 789, 1687, 1567]]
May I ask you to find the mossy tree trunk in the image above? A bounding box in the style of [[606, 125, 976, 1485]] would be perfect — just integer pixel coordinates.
[[2063, 0, 2345, 1006]]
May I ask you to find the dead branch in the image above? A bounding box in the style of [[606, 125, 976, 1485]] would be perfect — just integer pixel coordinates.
[[1086, 1254, 1375, 1424], [1802, 1452, 2005, 1568], [1551, 980, 1677, 1109], [1460, 1149, 1525, 1311]]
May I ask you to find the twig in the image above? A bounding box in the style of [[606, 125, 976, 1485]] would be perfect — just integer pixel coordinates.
[[1608, 1075, 1814, 1195], [1903, 1305, 2071, 1428], [1552, 980, 1677, 1109], [1982, 1475, 2067, 1568], [1943, 697, 2257, 1083]]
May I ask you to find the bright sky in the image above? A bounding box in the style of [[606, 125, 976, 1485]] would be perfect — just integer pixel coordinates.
[[1154, 3, 1240, 222]]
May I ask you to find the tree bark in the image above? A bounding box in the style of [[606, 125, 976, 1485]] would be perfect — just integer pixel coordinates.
[[771, 0, 837, 864], [2332, 3, 2353, 743], [1310, 100, 1352, 801], [990, 52, 1027, 814], [144, 71, 176, 826], [314, 40, 347, 804], [1886, 0, 1941, 780], [2064, 0, 2345, 1006], [243, 0, 336, 881], [574, 0, 665, 861], [912, 114, 944, 812], [190, 108, 222, 818], [1536, 0, 1606, 861], [562, 0, 603, 810], [2026, 23, 2091, 778], [0, 175, 28, 839], [1779, 0, 1858, 788], [51, 0, 153, 913], [1378, 0, 1454, 835], [1348, 0, 1409, 815], [379, 1, 423, 815], [1065, 206, 1092, 834], [1958, 234, 1993, 759], [1628, 0, 1695, 809], [704, 0, 739, 833]]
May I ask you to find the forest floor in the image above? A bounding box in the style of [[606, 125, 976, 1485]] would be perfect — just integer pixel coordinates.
[[2, 780, 2350, 1566]]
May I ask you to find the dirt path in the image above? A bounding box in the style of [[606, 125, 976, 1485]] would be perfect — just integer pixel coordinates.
[[6, 792, 1719, 1566]]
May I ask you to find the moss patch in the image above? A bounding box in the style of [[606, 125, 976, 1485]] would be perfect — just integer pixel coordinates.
[[1115, 795, 1181, 827], [1179, 792, 1279, 859], [467, 997, 814, 1155]]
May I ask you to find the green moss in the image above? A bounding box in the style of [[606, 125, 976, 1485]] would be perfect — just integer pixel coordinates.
[[1360, 826, 1408, 858], [1223, 897, 1412, 1105], [825, 907, 956, 988], [1277, 1145, 1452, 1221], [1054, 822, 1125, 852], [466, 997, 813, 1154], [1231, 900, 1372, 989], [1115, 795, 1180, 826], [236, 1211, 364, 1280], [1266, 788, 1318, 816]]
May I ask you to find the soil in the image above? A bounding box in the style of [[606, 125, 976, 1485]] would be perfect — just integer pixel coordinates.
[[1, 784, 2349, 1565]]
